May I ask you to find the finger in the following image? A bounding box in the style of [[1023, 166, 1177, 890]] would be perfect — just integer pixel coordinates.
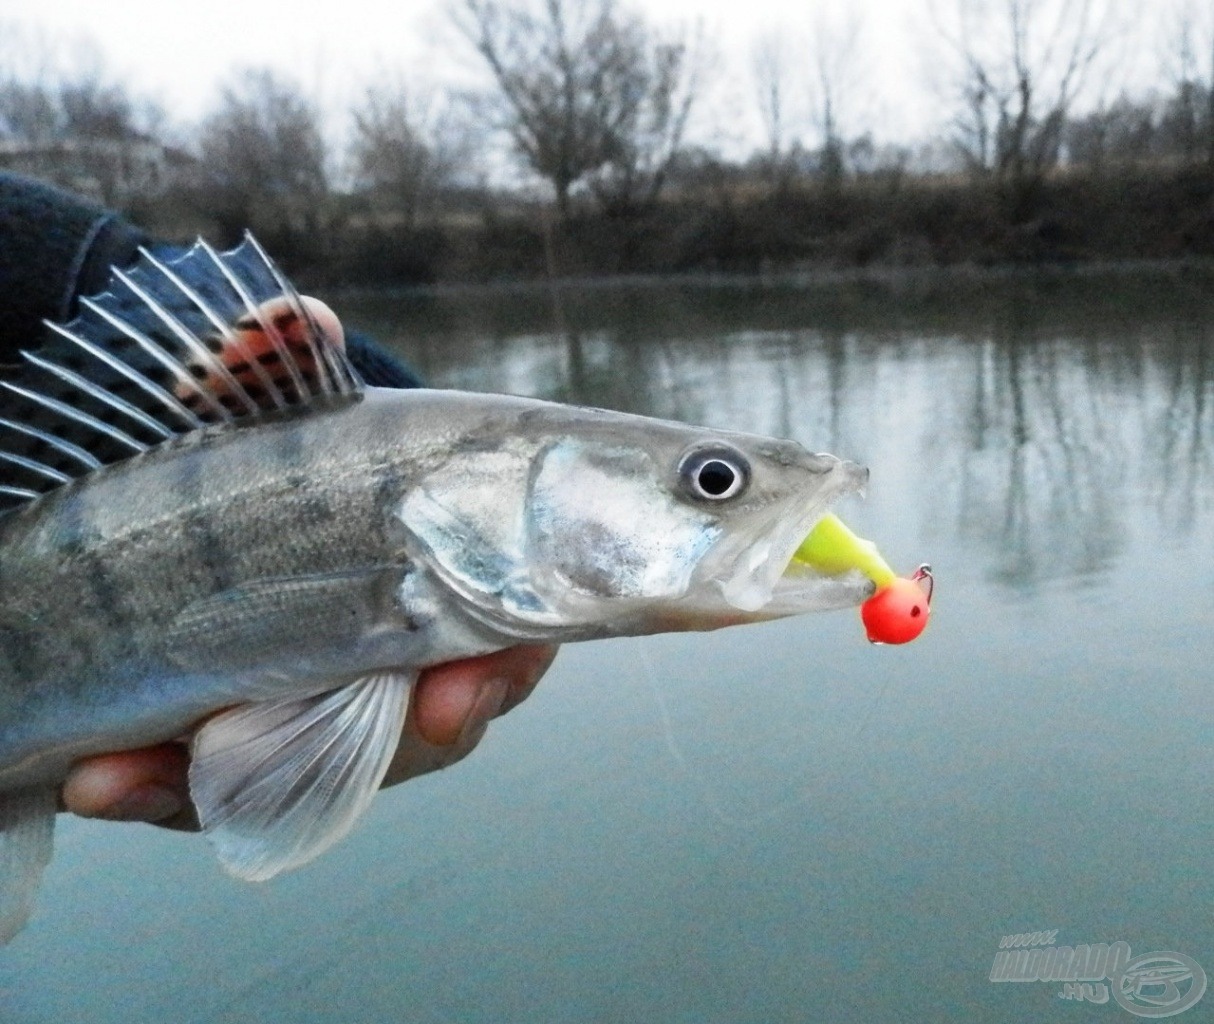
[[61, 743, 198, 830], [62, 644, 559, 827], [382, 644, 557, 786], [498, 643, 557, 715], [413, 644, 556, 745]]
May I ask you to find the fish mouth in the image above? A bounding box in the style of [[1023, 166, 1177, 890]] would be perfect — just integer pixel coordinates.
[[707, 457, 875, 617]]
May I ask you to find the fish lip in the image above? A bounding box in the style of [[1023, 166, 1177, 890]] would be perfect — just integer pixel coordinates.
[[711, 457, 872, 615], [765, 560, 877, 615]]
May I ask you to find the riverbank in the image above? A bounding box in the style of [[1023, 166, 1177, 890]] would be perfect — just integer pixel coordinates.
[[218, 163, 1214, 292], [334, 254, 1214, 373]]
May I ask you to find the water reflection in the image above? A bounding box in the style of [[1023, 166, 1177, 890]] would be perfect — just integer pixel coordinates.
[[8, 272, 1213, 1024], [346, 269, 1214, 593], [958, 335, 1126, 587], [1154, 322, 1213, 532]]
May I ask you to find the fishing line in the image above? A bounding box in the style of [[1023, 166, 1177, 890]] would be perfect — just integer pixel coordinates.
[[639, 646, 897, 831]]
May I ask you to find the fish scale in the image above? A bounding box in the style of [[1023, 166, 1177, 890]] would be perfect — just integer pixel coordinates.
[[0, 236, 878, 943]]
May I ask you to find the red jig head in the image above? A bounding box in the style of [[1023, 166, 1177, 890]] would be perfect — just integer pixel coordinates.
[[860, 565, 933, 645]]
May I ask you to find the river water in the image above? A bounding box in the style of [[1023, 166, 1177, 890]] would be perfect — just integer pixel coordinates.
[[3, 270, 1212, 1022]]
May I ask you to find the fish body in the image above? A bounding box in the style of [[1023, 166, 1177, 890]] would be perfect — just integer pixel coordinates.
[[0, 237, 872, 940]]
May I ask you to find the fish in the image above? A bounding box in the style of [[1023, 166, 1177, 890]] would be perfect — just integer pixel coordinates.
[[0, 236, 875, 942]]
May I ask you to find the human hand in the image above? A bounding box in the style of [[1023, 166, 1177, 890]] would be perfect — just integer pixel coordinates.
[[60, 644, 558, 830]]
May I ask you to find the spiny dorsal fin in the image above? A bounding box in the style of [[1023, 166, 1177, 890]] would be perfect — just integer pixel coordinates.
[[0, 234, 362, 514]]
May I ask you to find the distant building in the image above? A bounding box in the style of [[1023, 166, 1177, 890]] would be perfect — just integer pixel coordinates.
[[0, 135, 195, 207]]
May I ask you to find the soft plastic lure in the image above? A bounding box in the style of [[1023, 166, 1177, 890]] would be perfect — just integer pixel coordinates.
[[792, 514, 932, 644]]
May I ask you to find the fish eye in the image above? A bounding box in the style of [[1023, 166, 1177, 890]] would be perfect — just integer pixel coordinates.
[[678, 446, 750, 502]]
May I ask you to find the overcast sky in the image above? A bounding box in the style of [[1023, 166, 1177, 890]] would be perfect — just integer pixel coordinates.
[[0, 0, 1172, 160]]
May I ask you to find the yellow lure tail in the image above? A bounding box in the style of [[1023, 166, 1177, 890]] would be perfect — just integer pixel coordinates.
[[791, 513, 897, 588]]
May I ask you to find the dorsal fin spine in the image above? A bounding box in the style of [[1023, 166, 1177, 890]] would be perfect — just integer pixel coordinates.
[[195, 241, 309, 404], [0, 416, 102, 471], [141, 246, 291, 412], [243, 233, 362, 396], [112, 267, 260, 418], [0, 234, 365, 515], [44, 319, 205, 432], [0, 485, 38, 501], [20, 350, 174, 441], [77, 297, 228, 425], [238, 234, 331, 398], [0, 450, 71, 484], [0, 382, 147, 455]]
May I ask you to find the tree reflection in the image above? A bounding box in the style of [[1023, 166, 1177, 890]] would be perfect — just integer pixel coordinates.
[[359, 270, 1214, 593], [955, 331, 1125, 588], [1154, 319, 1213, 534]]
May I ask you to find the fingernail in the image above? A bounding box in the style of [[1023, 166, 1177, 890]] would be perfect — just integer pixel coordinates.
[[442, 678, 509, 766], [96, 784, 184, 823], [522, 647, 559, 694], [499, 647, 559, 715]]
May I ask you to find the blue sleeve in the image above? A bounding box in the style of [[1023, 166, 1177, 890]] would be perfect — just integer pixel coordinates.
[[0, 173, 423, 388], [0, 173, 148, 362]]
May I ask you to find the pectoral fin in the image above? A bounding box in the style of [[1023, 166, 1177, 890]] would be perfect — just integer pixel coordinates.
[[163, 568, 403, 680], [189, 671, 412, 882], [0, 786, 55, 944]]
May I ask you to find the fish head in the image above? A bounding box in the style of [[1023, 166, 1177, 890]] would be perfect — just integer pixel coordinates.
[[395, 398, 873, 641]]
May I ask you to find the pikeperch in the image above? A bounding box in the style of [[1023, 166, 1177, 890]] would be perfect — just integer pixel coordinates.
[[0, 237, 875, 941]]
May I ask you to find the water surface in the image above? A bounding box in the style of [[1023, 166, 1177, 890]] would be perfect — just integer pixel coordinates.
[[4, 271, 1212, 1023]]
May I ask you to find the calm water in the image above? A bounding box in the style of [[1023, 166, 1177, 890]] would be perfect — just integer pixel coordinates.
[[3, 271, 1213, 1023]]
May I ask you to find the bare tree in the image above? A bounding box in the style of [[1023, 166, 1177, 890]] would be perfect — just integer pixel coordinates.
[[453, 0, 699, 222], [934, 0, 1112, 217], [1162, 0, 1214, 167], [349, 81, 469, 229], [0, 27, 139, 142], [584, 23, 700, 217], [807, 9, 865, 185], [0, 26, 168, 208], [751, 28, 798, 188], [0, 80, 58, 143], [750, 12, 865, 190], [1066, 94, 1157, 170], [0, 22, 69, 142], [196, 68, 329, 248]]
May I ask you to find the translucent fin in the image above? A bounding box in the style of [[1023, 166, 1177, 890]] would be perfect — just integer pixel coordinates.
[[139, 245, 290, 412], [163, 569, 397, 678], [190, 671, 413, 882], [19, 349, 174, 441], [0, 416, 102, 471], [0, 380, 148, 454], [241, 234, 361, 397], [0, 485, 39, 501], [0, 786, 56, 944], [110, 265, 262, 418], [0, 449, 71, 485], [0, 234, 361, 515], [45, 317, 207, 431]]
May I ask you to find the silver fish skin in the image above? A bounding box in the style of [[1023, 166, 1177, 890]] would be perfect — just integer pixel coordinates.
[[0, 236, 873, 941]]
